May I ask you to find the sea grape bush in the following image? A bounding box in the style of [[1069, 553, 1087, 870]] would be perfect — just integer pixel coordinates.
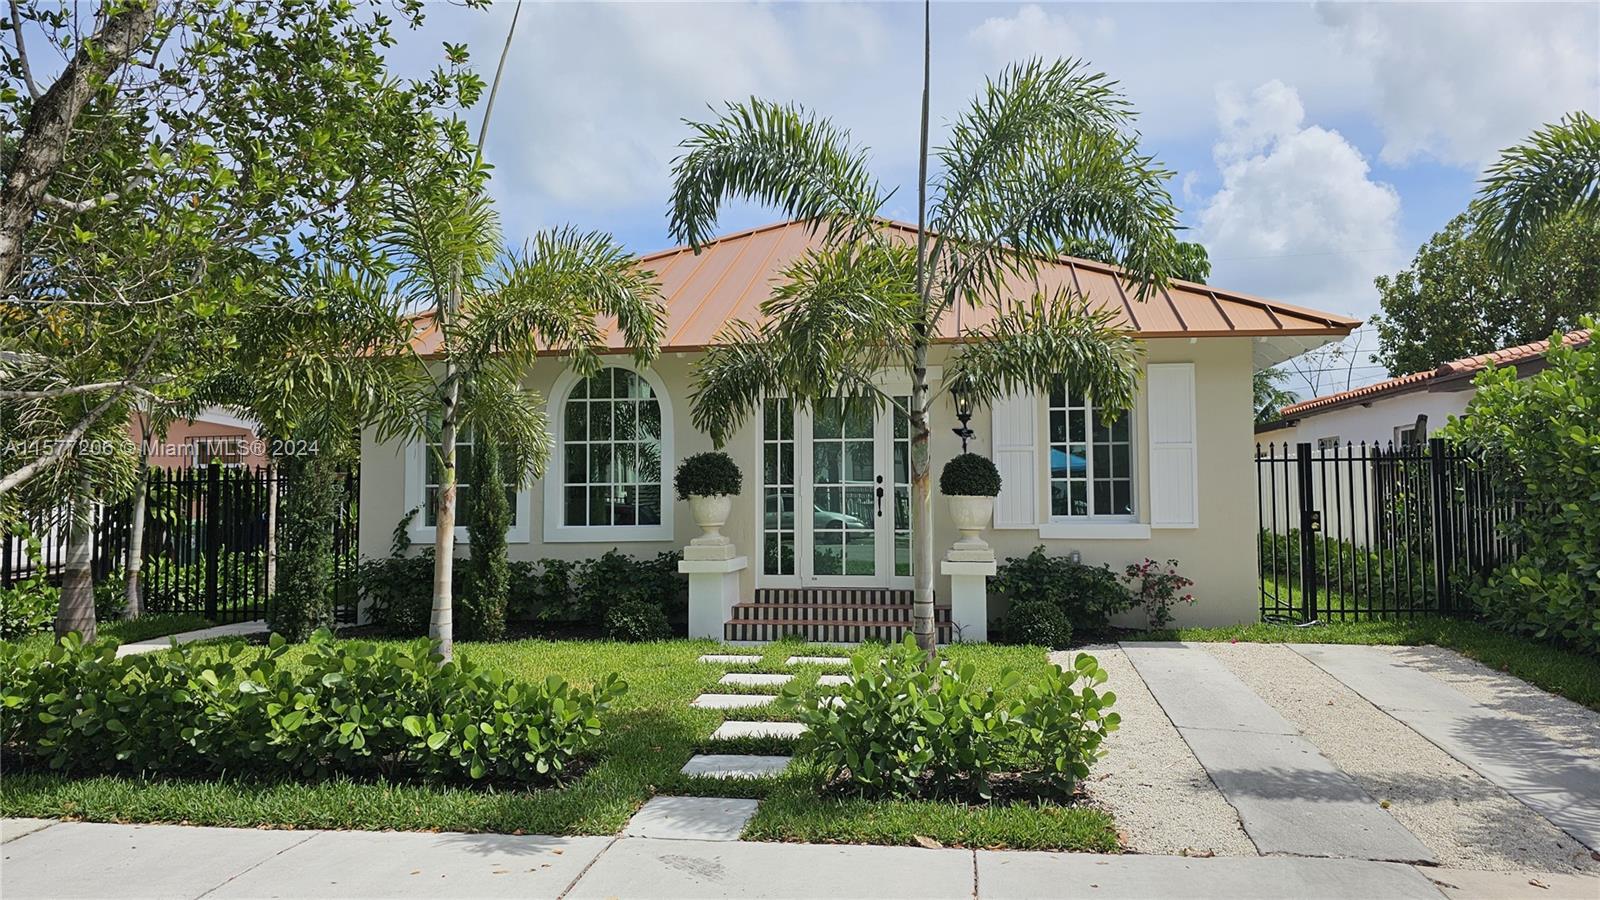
[[781, 636, 1119, 800], [0, 630, 624, 785]]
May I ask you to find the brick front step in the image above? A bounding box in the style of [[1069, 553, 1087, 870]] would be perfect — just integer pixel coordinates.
[[722, 618, 955, 643], [729, 604, 952, 624], [753, 588, 913, 606]]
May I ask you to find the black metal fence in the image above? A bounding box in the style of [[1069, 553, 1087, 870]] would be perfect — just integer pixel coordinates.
[[1256, 438, 1521, 622], [2, 464, 360, 625]]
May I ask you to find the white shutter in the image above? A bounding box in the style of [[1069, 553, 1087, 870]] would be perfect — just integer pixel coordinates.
[[1147, 363, 1198, 528], [991, 390, 1038, 528]]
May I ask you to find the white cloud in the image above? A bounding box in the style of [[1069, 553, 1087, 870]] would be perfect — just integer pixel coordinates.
[[969, 4, 1107, 63], [1198, 81, 1402, 317], [1318, 2, 1600, 167]]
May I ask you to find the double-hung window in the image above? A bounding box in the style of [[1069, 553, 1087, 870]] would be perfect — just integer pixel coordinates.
[[1047, 378, 1134, 519], [423, 426, 517, 529]]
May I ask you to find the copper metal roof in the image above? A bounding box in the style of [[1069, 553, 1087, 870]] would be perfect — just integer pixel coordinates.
[[1280, 328, 1593, 418], [408, 219, 1360, 355]]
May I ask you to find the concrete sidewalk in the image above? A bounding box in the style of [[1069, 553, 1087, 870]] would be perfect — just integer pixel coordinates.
[[115, 620, 269, 657], [5, 819, 1597, 900]]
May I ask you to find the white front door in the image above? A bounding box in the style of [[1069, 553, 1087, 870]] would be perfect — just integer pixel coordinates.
[[758, 395, 911, 588]]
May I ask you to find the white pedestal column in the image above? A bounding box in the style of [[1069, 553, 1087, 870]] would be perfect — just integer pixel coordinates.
[[941, 556, 996, 643], [681, 556, 747, 640]]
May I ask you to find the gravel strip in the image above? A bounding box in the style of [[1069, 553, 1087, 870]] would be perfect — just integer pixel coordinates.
[[1054, 646, 1255, 858], [1385, 645, 1600, 763], [1201, 642, 1599, 875]]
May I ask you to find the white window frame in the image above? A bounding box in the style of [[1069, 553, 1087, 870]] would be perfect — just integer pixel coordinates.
[[1045, 382, 1138, 525], [403, 427, 531, 546], [1317, 435, 1342, 452], [543, 361, 675, 544]]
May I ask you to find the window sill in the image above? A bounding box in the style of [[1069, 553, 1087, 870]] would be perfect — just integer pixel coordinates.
[[543, 523, 674, 544], [1037, 521, 1151, 540]]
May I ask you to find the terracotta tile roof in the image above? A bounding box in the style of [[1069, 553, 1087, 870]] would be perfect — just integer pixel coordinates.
[[1280, 328, 1592, 417], [408, 219, 1359, 355]]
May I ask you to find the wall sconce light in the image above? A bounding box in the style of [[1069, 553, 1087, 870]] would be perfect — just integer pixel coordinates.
[[951, 383, 975, 453]]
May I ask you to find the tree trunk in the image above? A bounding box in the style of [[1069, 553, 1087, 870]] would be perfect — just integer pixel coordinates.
[[55, 478, 97, 642], [123, 442, 150, 619], [909, 341, 936, 656], [430, 372, 459, 661], [264, 460, 278, 599], [0, 1, 157, 287]]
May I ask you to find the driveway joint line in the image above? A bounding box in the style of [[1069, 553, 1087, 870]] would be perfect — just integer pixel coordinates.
[[191, 829, 320, 900], [558, 833, 620, 899]]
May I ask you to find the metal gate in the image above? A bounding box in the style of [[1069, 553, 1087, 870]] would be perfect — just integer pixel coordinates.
[[1255, 438, 1520, 622]]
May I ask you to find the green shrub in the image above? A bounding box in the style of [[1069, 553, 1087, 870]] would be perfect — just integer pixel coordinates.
[[271, 451, 338, 640], [673, 451, 743, 500], [463, 436, 511, 642], [1446, 324, 1600, 653], [0, 629, 625, 785], [991, 547, 1131, 633], [603, 598, 671, 642], [1, 527, 56, 640], [94, 571, 128, 621], [939, 453, 1001, 496], [1122, 558, 1194, 629], [780, 637, 1118, 800], [1004, 600, 1074, 648]]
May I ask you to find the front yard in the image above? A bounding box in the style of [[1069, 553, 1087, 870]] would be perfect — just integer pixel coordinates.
[[0, 636, 1118, 851]]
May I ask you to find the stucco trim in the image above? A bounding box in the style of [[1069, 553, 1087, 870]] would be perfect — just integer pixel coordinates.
[[1037, 521, 1151, 540]]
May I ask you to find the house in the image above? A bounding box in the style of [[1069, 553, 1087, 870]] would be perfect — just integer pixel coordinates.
[[1258, 329, 1592, 450], [129, 406, 270, 470], [358, 220, 1359, 638]]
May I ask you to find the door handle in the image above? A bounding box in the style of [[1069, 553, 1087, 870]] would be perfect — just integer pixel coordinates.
[[875, 475, 884, 517]]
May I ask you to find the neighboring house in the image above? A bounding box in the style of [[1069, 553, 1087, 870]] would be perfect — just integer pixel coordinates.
[[130, 406, 269, 470], [359, 220, 1359, 636], [1258, 329, 1592, 450]]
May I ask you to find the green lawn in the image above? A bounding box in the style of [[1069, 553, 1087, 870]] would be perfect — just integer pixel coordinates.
[[0, 636, 1118, 851], [1150, 617, 1600, 711], [6, 613, 214, 654]]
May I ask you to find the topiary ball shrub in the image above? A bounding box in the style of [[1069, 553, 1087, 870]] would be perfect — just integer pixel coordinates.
[[674, 451, 743, 500], [603, 598, 672, 642], [1003, 599, 1074, 649], [940, 453, 1002, 496]]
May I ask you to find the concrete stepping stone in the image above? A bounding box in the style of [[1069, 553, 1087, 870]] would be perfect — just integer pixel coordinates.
[[1292, 643, 1600, 851], [690, 693, 775, 709], [719, 672, 793, 687], [711, 721, 808, 740], [816, 674, 851, 687], [623, 796, 759, 841], [698, 654, 763, 664], [1121, 642, 1435, 863], [680, 754, 792, 779], [786, 656, 850, 667]]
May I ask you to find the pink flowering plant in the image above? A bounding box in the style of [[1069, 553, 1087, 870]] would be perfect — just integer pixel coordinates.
[[1122, 558, 1194, 629]]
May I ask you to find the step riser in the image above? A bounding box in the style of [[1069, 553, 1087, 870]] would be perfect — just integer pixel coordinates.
[[753, 588, 913, 606], [723, 621, 954, 643], [730, 606, 951, 623]]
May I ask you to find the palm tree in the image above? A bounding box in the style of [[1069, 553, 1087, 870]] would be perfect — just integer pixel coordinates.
[[669, 53, 1182, 654], [376, 144, 665, 659], [1474, 111, 1600, 268]]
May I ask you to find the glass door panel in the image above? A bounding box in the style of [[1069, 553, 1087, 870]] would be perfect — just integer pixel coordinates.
[[810, 397, 877, 580]]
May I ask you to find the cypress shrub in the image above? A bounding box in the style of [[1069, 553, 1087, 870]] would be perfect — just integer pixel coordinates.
[[271, 450, 337, 640], [463, 434, 510, 641]]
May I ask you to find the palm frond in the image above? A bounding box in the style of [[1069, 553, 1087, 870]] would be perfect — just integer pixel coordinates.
[[689, 320, 785, 446], [382, 149, 502, 315], [944, 290, 1141, 414], [761, 243, 921, 386], [1473, 111, 1600, 267], [669, 98, 887, 249], [457, 360, 553, 485], [931, 59, 1180, 306], [456, 226, 666, 375]]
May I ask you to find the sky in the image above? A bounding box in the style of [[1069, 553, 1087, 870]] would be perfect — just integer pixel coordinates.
[[390, 1, 1600, 396]]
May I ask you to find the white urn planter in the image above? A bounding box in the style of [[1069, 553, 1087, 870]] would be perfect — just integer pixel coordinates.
[[948, 494, 994, 551], [689, 493, 734, 547]]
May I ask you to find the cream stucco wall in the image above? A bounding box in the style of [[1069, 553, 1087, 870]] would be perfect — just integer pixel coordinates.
[[358, 336, 1262, 629]]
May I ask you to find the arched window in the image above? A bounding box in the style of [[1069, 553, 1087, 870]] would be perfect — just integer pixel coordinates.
[[558, 367, 665, 531]]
